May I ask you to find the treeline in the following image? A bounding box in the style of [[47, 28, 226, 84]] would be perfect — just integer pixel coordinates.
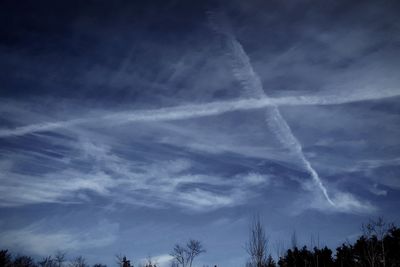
[[275, 222, 400, 267], [250, 217, 400, 267], [1, 218, 399, 267], [0, 239, 204, 267], [0, 251, 102, 267]]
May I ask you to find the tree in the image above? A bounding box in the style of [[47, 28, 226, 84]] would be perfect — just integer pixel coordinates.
[[142, 255, 157, 267], [54, 251, 66, 267], [170, 260, 180, 267], [171, 245, 186, 267], [246, 216, 269, 267], [361, 218, 388, 267], [13, 255, 37, 267], [314, 246, 334, 267], [69, 256, 88, 267], [384, 226, 400, 267], [170, 239, 205, 267], [116, 255, 132, 267], [38, 256, 57, 267], [0, 250, 12, 267], [266, 255, 276, 267], [365, 217, 391, 267], [335, 243, 356, 267]]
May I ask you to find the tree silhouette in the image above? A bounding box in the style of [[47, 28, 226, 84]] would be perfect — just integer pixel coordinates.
[[335, 243, 356, 267], [69, 256, 88, 267], [170, 239, 205, 267], [246, 216, 269, 267], [0, 250, 12, 267], [116, 255, 132, 267], [38, 256, 56, 267], [13, 255, 37, 267], [266, 255, 276, 267], [276, 219, 400, 267], [54, 252, 66, 267]]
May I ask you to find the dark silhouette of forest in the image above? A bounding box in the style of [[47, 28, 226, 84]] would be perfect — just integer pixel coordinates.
[[1, 217, 399, 267]]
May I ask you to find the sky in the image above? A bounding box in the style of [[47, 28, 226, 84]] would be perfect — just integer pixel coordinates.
[[0, 0, 400, 266]]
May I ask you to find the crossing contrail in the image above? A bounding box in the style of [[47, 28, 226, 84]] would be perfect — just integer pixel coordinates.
[[208, 11, 337, 205], [0, 90, 398, 138]]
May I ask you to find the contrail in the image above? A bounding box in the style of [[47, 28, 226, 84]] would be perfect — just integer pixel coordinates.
[[0, 91, 398, 138], [208, 11, 337, 205]]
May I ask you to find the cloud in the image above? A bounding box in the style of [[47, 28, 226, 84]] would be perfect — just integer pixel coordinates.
[[177, 189, 241, 211], [292, 188, 377, 215], [239, 172, 270, 186], [0, 88, 398, 138], [339, 158, 400, 191], [369, 184, 387, 196], [0, 114, 383, 215], [0, 137, 272, 211], [351, 158, 400, 171], [331, 192, 377, 214], [0, 220, 118, 256], [0, 165, 115, 207], [0, 1, 397, 224]]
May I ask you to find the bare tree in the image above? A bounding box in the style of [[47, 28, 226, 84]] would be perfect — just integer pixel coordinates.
[[143, 255, 157, 267], [170, 239, 205, 267], [246, 216, 269, 267], [187, 240, 205, 267], [54, 251, 66, 267], [363, 217, 393, 267], [170, 260, 179, 267], [13, 255, 36, 267], [371, 217, 392, 267], [116, 255, 132, 267], [362, 221, 380, 267], [69, 256, 88, 267], [171, 245, 186, 267], [38, 256, 56, 267]]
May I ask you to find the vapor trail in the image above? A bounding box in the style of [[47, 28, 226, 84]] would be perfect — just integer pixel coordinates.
[[208, 11, 336, 205], [0, 91, 398, 138]]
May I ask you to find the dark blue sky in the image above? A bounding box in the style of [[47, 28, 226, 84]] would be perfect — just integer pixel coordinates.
[[1, 1, 400, 266]]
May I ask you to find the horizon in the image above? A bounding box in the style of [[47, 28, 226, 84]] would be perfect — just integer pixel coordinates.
[[1, 218, 399, 267], [1, 1, 400, 267]]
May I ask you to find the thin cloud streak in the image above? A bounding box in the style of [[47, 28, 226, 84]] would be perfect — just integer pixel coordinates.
[[0, 139, 268, 210], [0, 90, 398, 138], [0, 220, 118, 255], [208, 11, 336, 205]]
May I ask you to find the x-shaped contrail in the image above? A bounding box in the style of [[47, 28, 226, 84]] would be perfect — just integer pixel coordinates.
[[1, 12, 399, 207]]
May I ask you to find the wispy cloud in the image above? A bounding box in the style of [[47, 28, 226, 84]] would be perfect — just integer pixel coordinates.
[[0, 137, 271, 211], [292, 187, 377, 215], [0, 220, 118, 255], [369, 184, 388, 196], [348, 157, 400, 190], [0, 88, 398, 138], [351, 157, 400, 171]]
